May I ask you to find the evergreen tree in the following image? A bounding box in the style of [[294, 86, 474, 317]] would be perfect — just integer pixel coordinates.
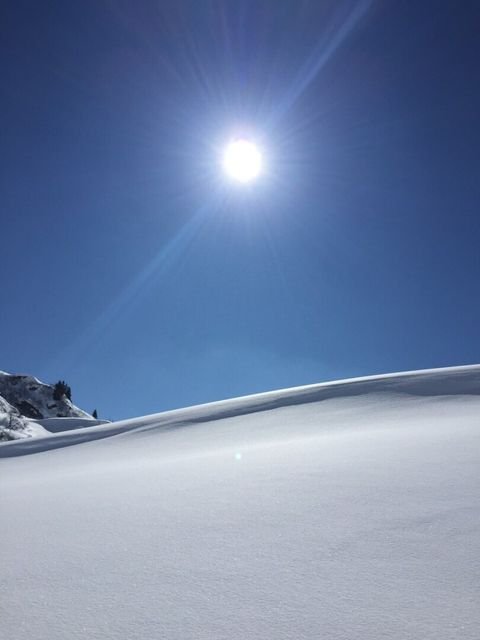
[[53, 380, 72, 401]]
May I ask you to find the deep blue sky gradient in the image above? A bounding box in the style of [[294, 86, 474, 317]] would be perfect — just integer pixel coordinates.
[[2, 1, 480, 419]]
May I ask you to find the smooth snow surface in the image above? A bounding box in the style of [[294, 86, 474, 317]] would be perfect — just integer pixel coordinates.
[[1, 366, 479, 639], [31, 417, 110, 433]]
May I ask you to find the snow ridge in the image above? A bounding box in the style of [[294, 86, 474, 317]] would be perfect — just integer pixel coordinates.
[[2, 363, 479, 456]]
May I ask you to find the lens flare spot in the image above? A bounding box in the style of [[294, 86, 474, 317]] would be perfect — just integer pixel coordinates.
[[223, 139, 262, 183]]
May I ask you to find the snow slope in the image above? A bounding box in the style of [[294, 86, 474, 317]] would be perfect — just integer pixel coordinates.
[[1, 365, 479, 639]]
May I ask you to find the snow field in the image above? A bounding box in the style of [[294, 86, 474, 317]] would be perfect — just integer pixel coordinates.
[[1, 366, 479, 639]]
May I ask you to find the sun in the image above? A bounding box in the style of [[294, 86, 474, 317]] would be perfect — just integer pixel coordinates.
[[223, 138, 262, 183]]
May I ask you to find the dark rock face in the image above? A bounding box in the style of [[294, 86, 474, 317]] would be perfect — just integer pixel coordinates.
[[15, 401, 43, 420]]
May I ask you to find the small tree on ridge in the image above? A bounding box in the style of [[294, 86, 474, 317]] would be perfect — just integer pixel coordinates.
[[53, 380, 72, 401]]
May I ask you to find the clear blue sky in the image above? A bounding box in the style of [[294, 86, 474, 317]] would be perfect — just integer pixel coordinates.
[[2, 1, 480, 419]]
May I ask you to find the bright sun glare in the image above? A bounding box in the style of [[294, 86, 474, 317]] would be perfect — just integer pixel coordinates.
[[223, 139, 262, 183]]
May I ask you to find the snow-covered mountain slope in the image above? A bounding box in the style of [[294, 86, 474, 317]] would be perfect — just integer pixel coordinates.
[[0, 390, 51, 441], [0, 370, 96, 440], [1, 365, 479, 639], [0, 371, 91, 419], [0, 396, 48, 443]]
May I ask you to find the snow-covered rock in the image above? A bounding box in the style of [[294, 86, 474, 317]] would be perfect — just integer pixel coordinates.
[[0, 371, 91, 419], [0, 393, 49, 441], [0, 370, 94, 440], [1, 365, 479, 639]]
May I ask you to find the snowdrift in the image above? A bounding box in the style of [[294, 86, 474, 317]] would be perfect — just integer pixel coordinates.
[[1, 365, 479, 639]]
